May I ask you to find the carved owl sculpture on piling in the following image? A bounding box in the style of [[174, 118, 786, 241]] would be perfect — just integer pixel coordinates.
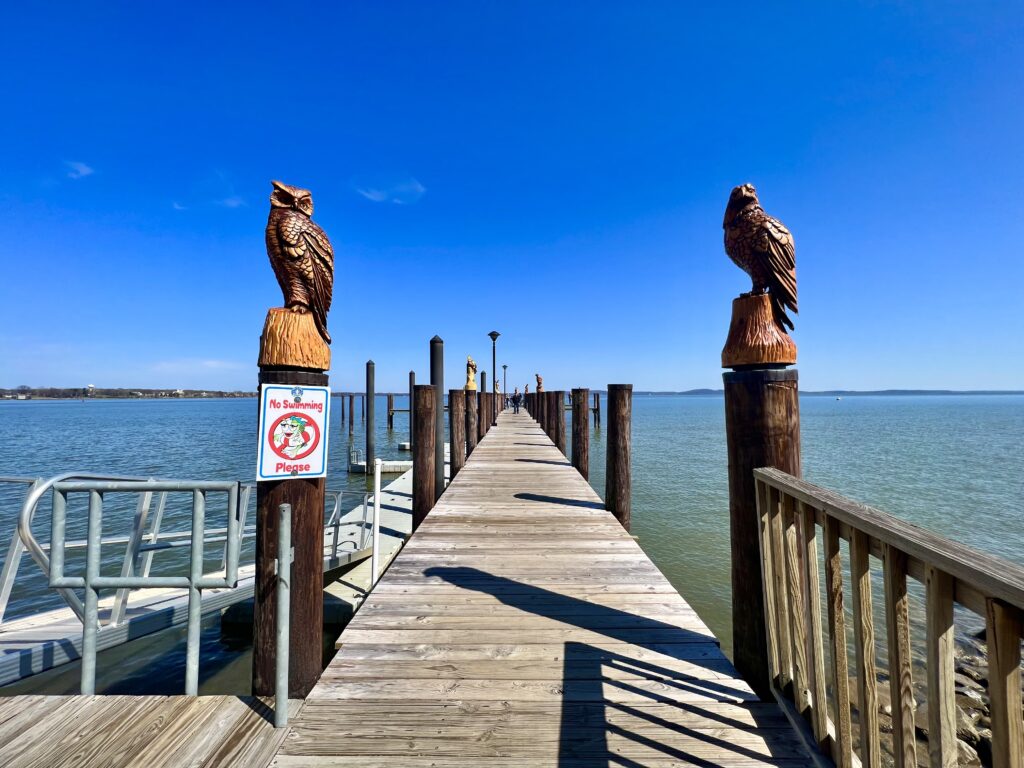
[[723, 184, 797, 331], [266, 181, 334, 344]]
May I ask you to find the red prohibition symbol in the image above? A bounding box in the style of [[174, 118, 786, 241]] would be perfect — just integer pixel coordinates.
[[268, 411, 321, 461]]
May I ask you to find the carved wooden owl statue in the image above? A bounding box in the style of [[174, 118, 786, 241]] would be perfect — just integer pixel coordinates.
[[266, 180, 334, 344]]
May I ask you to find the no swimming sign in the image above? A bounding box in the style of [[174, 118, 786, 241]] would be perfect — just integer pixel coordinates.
[[256, 384, 331, 479]]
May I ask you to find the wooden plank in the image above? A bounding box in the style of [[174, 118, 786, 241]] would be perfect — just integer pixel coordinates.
[[883, 545, 916, 768], [925, 565, 957, 768], [782, 494, 810, 716], [756, 479, 780, 682], [799, 501, 828, 749], [986, 599, 1023, 768], [768, 485, 792, 689], [824, 515, 853, 768], [849, 529, 880, 768]]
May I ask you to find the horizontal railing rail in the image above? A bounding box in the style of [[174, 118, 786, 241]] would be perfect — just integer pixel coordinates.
[[754, 467, 1024, 768]]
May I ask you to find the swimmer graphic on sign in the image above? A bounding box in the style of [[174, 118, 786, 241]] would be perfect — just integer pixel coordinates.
[[269, 413, 321, 460]]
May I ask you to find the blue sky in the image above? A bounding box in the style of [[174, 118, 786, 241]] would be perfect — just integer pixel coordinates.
[[1, 2, 1022, 392]]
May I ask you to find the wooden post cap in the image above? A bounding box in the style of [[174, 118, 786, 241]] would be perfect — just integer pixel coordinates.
[[259, 308, 331, 370], [721, 294, 797, 368]]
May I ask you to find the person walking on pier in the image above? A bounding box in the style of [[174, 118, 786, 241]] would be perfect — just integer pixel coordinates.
[[511, 387, 522, 414]]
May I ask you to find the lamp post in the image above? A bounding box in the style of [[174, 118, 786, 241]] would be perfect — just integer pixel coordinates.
[[502, 364, 507, 411], [488, 331, 500, 426]]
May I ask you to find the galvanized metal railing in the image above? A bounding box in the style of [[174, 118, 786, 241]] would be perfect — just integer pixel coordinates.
[[0, 476, 370, 627], [754, 467, 1024, 768], [48, 479, 241, 695]]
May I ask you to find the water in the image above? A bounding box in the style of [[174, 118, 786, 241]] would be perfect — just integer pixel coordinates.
[[1, 393, 1021, 692]]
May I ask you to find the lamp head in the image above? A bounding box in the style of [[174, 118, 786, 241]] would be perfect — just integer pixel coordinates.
[[488, 331, 500, 342]]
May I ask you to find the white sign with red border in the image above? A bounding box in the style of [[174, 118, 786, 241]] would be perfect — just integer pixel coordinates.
[[256, 384, 331, 480]]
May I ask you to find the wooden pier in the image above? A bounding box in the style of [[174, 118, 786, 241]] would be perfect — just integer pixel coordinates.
[[0, 411, 814, 767], [275, 411, 814, 766]]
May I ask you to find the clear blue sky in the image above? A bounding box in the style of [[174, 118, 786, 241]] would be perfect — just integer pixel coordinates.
[[2, 2, 1021, 392]]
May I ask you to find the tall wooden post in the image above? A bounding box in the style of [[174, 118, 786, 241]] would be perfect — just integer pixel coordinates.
[[552, 391, 566, 454], [448, 389, 466, 479], [365, 361, 375, 474], [605, 384, 632, 531], [412, 385, 436, 530], [722, 293, 801, 700], [361, 394, 364, 422], [466, 387, 478, 457], [593, 391, 601, 427], [254, 312, 328, 698], [348, 394, 354, 434], [479, 372, 487, 439], [340, 392, 345, 423], [430, 336, 445, 500], [572, 388, 589, 479], [408, 371, 415, 448], [387, 393, 394, 430]]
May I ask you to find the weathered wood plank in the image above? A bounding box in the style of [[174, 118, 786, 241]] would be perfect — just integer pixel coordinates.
[[850, 529, 880, 768], [925, 565, 957, 768], [824, 515, 853, 768], [883, 545, 916, 768]]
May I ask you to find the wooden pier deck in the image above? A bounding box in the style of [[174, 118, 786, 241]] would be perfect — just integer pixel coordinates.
[[273, 411, 815, 767]]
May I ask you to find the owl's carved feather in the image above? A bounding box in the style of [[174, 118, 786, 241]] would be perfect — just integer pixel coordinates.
[[265, 181, 334, 345], [723, 184, 797, 331]]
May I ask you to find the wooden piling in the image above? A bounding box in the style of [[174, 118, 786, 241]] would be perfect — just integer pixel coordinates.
[[593, 391, 601, 426], [387, 393, 394, 430], [361, 394, 364, 422], [572, 388, 589, 479], [340, 392, 345, 423], [466, 386, 478, 457], [722, 294, 801, 700], [448, 389, 466, 479], [254, 316, 327, 698], [366, 361, 375, 473], [479, 372, 488, 438], [348, 394, 354, 434], [412, 384, 436, 530], [408, 371, 415, 449], [430, 336, 444, 500], [605, 384, 632, 531], [552, 390, 566, 454]]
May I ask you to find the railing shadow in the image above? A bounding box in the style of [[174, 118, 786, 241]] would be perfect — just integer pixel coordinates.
[[424, 566, 806, 767]]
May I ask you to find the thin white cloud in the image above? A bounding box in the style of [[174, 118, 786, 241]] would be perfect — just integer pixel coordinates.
[[65, 161, 94, 179], [172, 202, 187, 211], [218, 195, 245, 208], [355, 177, 426, 205]]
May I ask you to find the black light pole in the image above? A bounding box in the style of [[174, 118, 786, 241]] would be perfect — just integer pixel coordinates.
[[502, 364, 507, 409], [488, 331, 500, 426]]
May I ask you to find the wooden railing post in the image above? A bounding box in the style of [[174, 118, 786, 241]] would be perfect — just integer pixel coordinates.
[[366, 360, 375, 474], [448, 389, 466, 479], [466, 385, 478, 457], [986, 599, 1023, 768], [430, 336, 444, 500], [605, 384, 631, 530], [571, 388, 589, 479], [412, 384, 436, 530], [722, 292, 801, 700], [552, 390, 566, 455]]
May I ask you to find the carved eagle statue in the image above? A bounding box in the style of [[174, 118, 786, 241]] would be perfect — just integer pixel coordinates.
[[723, 184, 797, 331], [266, 180, 334, 344]]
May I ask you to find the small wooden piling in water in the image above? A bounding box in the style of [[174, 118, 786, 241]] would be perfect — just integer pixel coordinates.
[[605, 384, 632, 531], [348, 394, 354, 434], [412, 384, 436, 530], [572, 387, 589, 479], [408, 371, 415, 449], [593, 390, 601, 426], [366, 361, 375, 472], [386, 393, 394, 430], [448, 389, 466, 479]]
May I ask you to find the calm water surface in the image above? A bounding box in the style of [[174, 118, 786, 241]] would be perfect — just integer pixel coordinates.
[[1, 394, 1021, 692]]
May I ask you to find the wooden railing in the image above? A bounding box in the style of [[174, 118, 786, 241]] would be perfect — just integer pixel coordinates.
[[754, 467, 1024, 768]]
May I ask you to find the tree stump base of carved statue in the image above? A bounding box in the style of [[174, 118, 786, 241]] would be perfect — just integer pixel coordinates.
[[259, 308, 331, 370], [721, 294, 797, 368]]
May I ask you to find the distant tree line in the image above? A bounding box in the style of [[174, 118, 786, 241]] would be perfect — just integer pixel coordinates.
[[1, 387, 256, 399]]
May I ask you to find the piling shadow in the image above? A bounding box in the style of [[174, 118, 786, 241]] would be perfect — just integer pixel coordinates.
[[514, 492, 604, 510], [515, 458, 571, 466], [423, 566, 805, 767]]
